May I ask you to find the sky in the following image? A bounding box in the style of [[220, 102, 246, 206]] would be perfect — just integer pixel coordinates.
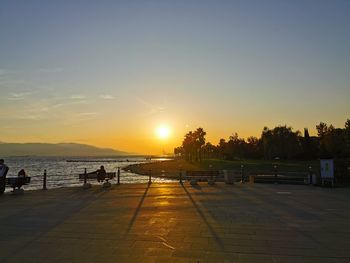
[[0, 0, 349, 154]]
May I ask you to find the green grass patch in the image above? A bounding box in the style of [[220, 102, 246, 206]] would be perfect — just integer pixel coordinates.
[[199, 159, 319, 174]]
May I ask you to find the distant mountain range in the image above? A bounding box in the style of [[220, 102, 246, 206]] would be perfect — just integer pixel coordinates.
[[0, 142, 128, 157]]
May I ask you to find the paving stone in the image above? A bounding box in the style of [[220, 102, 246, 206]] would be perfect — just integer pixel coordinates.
[[0, 183, 349, 262]]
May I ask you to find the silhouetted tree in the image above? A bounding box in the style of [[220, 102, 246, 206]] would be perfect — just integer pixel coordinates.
[[316, 122, 328, 137], [182, 131, 195, 162], [218, 138, 227, 159], [302, 128, 318, 159], [174, 146, 184, 157], [261, 126, 302, 159], [246, 136, 261, 159], [175, 118, 350, 162], [315, 121, 350, 158], [181, 128, 206, 162], [322, 126, 346, 158], [194, 128, 206, 162], [261, 127, 273, 159], [316, 122, 328, 157], [214, 134, 260, 160], [345, 119, 350, 157], [227, 133, 246, 159], [202, 142, 217, 159], [326, 128, 346, 158]]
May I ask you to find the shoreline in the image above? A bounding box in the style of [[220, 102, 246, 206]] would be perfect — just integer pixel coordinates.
[[123, 159, 200, 179]]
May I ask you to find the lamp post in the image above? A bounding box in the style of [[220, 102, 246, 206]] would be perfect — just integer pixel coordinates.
[[84, 168, 87, 185], [241, 164, 244, 183], [43, 169, 47, 190], [179, 164, 183, 184], [148, 169, 152, 184], [274, 164, 278, 184], [117, 167, 120, 185], [308, 165, 312, 185]]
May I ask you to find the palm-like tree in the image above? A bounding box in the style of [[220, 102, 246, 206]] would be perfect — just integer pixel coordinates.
[[181, 128, 207, 162]]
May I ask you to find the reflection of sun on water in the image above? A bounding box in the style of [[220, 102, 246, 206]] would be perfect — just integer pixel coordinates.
[[156, 125, 170, 139]]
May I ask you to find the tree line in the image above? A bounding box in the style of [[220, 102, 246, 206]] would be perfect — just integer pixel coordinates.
[[174, 119, 350, 162]]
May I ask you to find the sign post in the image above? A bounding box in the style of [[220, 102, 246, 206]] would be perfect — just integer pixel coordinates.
[[320, 159, 334, 187]]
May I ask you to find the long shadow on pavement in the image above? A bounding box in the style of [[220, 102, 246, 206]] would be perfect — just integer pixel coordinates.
[[124, 182, 151, 236], [0, 187, 108, 262], [180, 183, 224, 251]]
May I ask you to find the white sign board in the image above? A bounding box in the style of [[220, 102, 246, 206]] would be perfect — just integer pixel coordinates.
[[320, 159, 334, 179]]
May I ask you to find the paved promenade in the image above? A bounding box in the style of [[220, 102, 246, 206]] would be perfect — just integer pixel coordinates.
[[0, 182, 349, 263]]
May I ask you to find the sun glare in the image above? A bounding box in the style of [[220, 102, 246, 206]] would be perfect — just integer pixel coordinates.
[[156, 125, 170, 139]]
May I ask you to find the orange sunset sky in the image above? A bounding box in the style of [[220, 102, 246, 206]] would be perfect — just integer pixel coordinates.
[[1, 1, 349, 154]]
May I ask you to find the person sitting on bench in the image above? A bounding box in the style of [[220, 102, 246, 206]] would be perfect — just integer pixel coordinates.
[[16, 169, 27, 190], [18, 169, 26, 177], [0, 159, 9, 195], [97, 165, 106, 182]]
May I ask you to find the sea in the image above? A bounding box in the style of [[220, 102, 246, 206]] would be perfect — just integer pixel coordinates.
[[2, 156, 175, 192]]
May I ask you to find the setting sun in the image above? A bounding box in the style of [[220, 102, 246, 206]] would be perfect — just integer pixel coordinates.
[[156, 125, 171, 139]]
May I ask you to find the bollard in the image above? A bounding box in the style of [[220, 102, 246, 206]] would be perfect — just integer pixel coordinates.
[[309, 166, 313, 185], [83, 168, 92, 189], [84, 168, 87, 185], [117, 167, 120, 185], [179, 165, 183, 184], [241, 164, 244, 183], [43, 169, 47, 190], [274, 164, 278, 184], [148, 170, 152, 184], [223, 170, 234, 185]]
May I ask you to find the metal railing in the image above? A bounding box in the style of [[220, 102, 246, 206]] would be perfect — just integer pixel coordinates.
[[7, 163, 335, 192]]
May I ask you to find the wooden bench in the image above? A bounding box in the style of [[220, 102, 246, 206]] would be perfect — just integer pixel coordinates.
[[185, 170, 220, 185], [253, 174, 307, 185], [78, 172, 116, 181], [6, 177, 31, 192]]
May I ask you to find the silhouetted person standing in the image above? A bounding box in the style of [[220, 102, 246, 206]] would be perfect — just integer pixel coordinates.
[[0, 159, 9, 195]]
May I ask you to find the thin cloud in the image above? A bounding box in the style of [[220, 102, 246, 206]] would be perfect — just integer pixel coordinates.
[[15, 115, 42, 120], [136, 97, 166, 116], [99, 94, 114, 100], [37, 107, 49, 112], [0, 69, 27, 87], [36, 67, 63, 73], [7, 92, 32, 100], [71, 100, 89, 105], [70, 95, 86, 100], [76, 112, 99, 117], [52, 103, 64, 108], [36, 85, 56, 92], [0, 79, 27, 85], [68, 112, 100, 123], [0, 69, 16, 76], [0, 69, 9, 75]]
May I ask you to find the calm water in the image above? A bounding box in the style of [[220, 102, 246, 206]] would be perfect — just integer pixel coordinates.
[[3, 156, 175, 192]]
